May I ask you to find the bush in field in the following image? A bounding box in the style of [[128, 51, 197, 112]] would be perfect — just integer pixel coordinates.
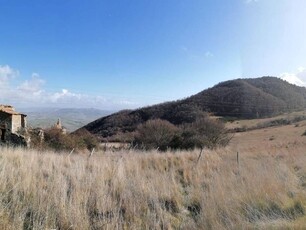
[[43, 128, 74, 151], [133, 117, 231, 151], [71, 128, 99, 150], [43, 128, 99, 152], [180, 117, 232, 150], [133, 119, 179, 151]]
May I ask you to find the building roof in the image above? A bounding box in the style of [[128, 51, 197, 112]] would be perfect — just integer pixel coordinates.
[[0, 105, 27, 116]]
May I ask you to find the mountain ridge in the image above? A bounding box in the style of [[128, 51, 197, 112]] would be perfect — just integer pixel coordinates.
[[80, 77, 306, 138]]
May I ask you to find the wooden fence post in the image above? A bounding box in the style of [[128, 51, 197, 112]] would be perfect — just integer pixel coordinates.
[[89, 148, 95, 158], [69, 148, 74, 156], [237, 151, 240, 174]]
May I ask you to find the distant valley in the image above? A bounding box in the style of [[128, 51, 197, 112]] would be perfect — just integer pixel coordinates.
[[19, 107, 113, 132]]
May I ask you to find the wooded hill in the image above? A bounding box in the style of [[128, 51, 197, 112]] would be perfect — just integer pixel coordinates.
[[80, 77, 306, 138]]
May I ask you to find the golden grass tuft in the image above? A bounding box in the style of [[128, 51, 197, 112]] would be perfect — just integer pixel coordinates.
[[0, 144, 306, 229]]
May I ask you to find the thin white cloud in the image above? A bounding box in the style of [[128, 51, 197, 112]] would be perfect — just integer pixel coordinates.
[[50, 89, 81, 103], [18, 73, 45, 93], [0, 65, 138, 109], [180, 46, 188, 52], [181, 46, 214, 61], [0, 65, 19, 83], [280, 67, 306, 87], [280, 73, 305, 86], [47, 89, 137, 108], [245, 0, 259, 4], [297, 67, 305, 73], [205, 51, 214, 58]]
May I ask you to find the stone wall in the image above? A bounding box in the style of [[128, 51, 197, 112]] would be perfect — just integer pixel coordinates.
[[0, 132, 28, 147], [0, 105, 28, 147], [22, 115, 27, 129], [12, 114, 22, 133]]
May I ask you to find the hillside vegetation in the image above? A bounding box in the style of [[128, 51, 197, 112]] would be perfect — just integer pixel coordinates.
[[81, 77, 306, 139]]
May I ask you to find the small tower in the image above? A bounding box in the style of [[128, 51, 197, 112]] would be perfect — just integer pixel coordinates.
[[52, 118, 67, 134], [55, 118, 62, 129]]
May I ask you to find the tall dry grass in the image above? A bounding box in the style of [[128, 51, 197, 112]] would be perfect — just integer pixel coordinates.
[[0, 146, 306, 229]]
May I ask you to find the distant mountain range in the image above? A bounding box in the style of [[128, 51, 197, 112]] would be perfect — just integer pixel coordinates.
[[80, 77, 306, 139], [20, 108, 113, 132]]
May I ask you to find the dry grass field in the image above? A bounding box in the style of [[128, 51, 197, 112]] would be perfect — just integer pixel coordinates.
[[226, 110, 306, 130], [1, 116, 306, 229], [230, 120, 306, 152]]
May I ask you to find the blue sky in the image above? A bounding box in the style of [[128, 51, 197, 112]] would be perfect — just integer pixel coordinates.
[[1, 0, 306, 110]]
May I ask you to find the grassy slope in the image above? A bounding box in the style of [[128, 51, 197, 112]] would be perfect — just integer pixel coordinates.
[[1, 120, 306, 229]]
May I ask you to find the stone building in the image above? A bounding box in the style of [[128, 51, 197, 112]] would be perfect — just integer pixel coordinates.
[[0, 105, 27, 142], [52, 118, 67, 134]]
